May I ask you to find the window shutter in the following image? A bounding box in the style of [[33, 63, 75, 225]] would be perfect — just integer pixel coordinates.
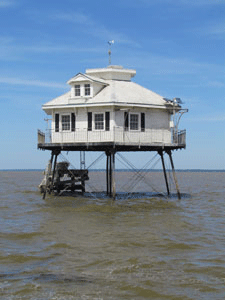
[[105, 112, 110, 131], [141, 113, 145, 132], [88, 112, 92, 131], [55, 113, 59, 132], [124, 112, 129, 131], [71, 113, 76, 132]]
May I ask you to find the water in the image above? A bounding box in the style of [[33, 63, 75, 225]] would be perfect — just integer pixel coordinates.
[[0, 170, 225, 299]]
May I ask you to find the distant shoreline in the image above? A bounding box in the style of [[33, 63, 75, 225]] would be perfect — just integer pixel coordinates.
[[1, 169, 225, 173]]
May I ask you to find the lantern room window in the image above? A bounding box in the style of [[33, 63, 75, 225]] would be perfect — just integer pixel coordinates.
[[62, 115, 70, 131]]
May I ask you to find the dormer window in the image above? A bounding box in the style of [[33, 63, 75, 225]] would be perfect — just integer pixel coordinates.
[[75, 85, 80, 97], [85, 84, 91, 96]]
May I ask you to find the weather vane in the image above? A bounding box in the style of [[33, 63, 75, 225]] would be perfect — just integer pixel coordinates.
[[108, 40, 114, 65]]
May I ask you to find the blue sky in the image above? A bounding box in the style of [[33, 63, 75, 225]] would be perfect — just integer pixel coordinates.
[[0, 0, 224, 170]]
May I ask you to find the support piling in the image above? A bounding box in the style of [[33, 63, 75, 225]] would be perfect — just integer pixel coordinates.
[[158, 150, 170, 196], [106, 150, 116, 199], [167, 150, 181, 199]]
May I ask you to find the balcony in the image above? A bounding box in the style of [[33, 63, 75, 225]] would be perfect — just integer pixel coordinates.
[[38, 127, 186, 151]]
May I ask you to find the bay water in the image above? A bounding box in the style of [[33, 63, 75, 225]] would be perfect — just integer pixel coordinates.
[[0, 170, 225, 299]]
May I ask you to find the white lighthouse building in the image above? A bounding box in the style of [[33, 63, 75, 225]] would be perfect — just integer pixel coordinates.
[[38, 65, 187, 198]]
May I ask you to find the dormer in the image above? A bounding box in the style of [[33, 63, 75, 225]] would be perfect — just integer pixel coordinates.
[[67, 73, 108, 100]]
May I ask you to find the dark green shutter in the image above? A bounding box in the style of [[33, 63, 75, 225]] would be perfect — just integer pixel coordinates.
[[105, 112, 110, 131], [124, 112, 129, 131], [88, 112, 92, 131], [71, 113, 76, 132], [55, 113, 59, 132], [141, 113, 145, 132]]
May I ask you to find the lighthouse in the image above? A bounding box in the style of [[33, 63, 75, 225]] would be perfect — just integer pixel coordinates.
[[38, 64, 187, 199]]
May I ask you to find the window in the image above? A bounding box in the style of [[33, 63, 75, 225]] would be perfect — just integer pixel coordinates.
[[94, 113, 104, 130], [62, 115, 70, 131], [85, 84, 90, 96], [130, 114, 139, 130], [75, 85, 80, 96]]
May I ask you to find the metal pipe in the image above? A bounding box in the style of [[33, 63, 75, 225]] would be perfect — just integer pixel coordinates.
[[167, 150, 181, 200], [158, 150, 170, 196]]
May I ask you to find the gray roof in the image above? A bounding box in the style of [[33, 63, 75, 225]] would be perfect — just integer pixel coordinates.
[[43, 80, 168, 110]]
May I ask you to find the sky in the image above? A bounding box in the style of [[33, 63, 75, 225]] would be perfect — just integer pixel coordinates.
[[0, 0, 224, 170]]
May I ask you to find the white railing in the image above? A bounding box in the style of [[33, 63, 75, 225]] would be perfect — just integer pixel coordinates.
[[38, 127, 186, 147], [38, 130, 45, 144]]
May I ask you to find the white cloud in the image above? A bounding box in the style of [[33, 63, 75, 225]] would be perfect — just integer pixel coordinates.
[[187, 113, 225, 122], [201, 21, 225, 39], [0, 0, 15, 7], [0, 77, 66, 88], [122, 0, 225, 6], [23, 45, 103, 54], [208, 81, 225, 88], [175, 0, 225, 6], [51, 12, 140, 48], [127, 52, 222, 76]]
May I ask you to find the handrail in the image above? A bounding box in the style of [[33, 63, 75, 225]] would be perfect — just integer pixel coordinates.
[[37, 130, 45, 144], [37, 127, 186, 147]]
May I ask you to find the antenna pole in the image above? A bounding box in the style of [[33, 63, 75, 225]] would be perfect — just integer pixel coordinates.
[[108, 40, 114, 65], [108, 49, 111, 65]]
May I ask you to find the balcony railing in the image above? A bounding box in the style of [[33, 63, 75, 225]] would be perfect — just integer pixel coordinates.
[[38, 127, 186, 148], [37, 130, 45, 144]]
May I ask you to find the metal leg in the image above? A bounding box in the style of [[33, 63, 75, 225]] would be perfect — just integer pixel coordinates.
[[51, 150, 60, 194], [167, 150, 181, 200], [112, 151, 116, 200], [158, 150, 170, 196], [106, 150, 116, 199], [106, 152, 109, 195], [109, 153, 112, 196], [43, 151, 54, 199]]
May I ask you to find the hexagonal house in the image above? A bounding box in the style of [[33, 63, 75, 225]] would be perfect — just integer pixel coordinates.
[[38, 65, 187, 198]]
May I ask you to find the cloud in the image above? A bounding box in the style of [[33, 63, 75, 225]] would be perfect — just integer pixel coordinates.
[[127, 51, 223, 77], [51, 12, 140, 48], [122, 0, 225, 6], [0, 77, 66, 89], [0, 0, 15, 7], [200, 21, 225, 39], [22, 45, 103, 54], [187, 113, 225, 122], [174, 0, 225, 6], [208, 81, 225, 88], [0, 36, 105, 61]]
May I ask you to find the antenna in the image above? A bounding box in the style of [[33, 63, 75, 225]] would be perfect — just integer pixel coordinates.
[[108, 40, 114, 65]]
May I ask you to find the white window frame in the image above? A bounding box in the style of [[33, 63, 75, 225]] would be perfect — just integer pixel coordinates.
[[61, 114, 71, 131], [129, 113, 140, 131], [94, 113, 104, 131]]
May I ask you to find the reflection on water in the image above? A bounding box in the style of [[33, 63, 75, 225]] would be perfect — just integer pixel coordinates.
[[0, 171, 225, 299]]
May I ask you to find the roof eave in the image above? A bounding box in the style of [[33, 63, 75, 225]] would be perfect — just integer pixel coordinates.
[[42, 102, 169, 110]]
